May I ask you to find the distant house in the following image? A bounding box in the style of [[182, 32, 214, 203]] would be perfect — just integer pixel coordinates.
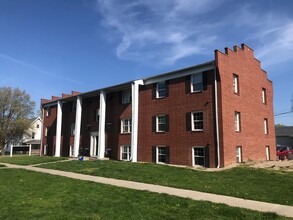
[[4, 117, 42, 154], [275, 126, 293, 147]]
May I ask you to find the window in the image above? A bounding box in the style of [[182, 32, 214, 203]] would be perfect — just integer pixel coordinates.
[[233, 74, 239, 94], [96, 109, 99, 122], [262, 88, 267, 104], [45, 127, 48, 136], [191, 73, 203, 92], [156, 82, 167, 98], [121, 145, 131, 161], [121, 118, 132, 133], [32, 132, 35, 139], [43, 144, 48, 156], [36, 124, 39, 128], [235, 112, 241, 132], [192, 112, 204, 131], [236, 146, 242, 163], [193, 147, 205, 166], [266, 146, 270, 161], [157, 146, 167, 163], [71, 102, 76, 112], [122, 89, 131, 104], [69, 145, 74, 157], [46, 107, 51, 116], [264, 118, 268, 134], [157, 115, 167, 132], [71, 123, 75, 136]]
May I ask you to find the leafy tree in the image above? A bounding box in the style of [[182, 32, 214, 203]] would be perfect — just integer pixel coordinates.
[[275, 124, 286, 127], [0, 87, 35, 154]]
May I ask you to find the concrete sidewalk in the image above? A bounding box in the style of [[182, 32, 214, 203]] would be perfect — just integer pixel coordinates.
[[1, 163, 293, 218]]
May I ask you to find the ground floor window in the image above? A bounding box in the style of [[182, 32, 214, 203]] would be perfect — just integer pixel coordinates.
[[43, 144, 47, 156], [69, 145, 74, 157], [266, 146, 270, 161], [157, 146, 167, 163], [121, 145, 131, 161], [236, 146, 242, 163], [193, 147, 205, 166]]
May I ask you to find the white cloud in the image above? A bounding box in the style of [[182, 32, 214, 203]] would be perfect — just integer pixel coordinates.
[[96, 0, 221, 65], [95, 0, 293, 67]]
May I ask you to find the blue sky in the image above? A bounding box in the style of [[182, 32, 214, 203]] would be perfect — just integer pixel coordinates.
[[0, 0, 292, 125]]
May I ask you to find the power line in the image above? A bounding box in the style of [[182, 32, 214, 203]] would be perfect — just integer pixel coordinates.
[[274, 111, 293, 117]]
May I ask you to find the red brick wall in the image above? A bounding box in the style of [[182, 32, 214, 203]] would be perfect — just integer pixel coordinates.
[[138, 70, 217, 167], [215, 44, 276, 166]]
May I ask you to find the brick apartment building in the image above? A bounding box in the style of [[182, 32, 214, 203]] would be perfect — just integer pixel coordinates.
[[41, 44, 275, 168]]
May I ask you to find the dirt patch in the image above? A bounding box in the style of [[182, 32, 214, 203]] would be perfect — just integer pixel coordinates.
[[244, 160, 293, 172]]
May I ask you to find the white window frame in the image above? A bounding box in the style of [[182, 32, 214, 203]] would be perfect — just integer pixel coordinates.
[[121, 118, 132, 133], [69, 145, 74, 157], [46, 107, 51, 117], [235, 112, 241, 132], [266, 146, 270, 161], [156, 146, 167, 163], [264, 118, 268, 134], [191, 111, 204, 131], [43, 144, 48, 156], [121, 145, 131, 161], [71, 123, 75, 136], [45, 127, 48, 137], [191, 73, 203, 92], [156, 81, 167, 98], [156, 115, 166, 132], [122, 89, 131, 104], [192, 147, 205, 166], [236, 146, 242, 163], [233, 74, 239, 94], [96, 109, 100, 122], [262, 88, 267, 104]]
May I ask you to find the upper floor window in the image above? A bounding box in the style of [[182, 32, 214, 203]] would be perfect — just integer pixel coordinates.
[[46, 107, 51, 117], [156, 115, 169, 132], [71, 101, 77, 112], [192, 111, 204, 131], [45, 127, 49, 136], [191, 73, 203, 92], [32, 132, 35, 139], [262, 88, 267, 104], [36, 124, 40, 128], [71, 123, 75, 136], [233, 74, 239, 94], [122, 89, 131, 104], [121, 118, 132, 133], [95, 109, 99, 122], [157, 82, 167, 98], [264, 118, 268, 134], [235, 112, 241, 132]]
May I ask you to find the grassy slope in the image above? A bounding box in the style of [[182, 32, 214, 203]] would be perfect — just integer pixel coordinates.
[[0, 156, 67, 165], [0, 169, 287, 220], [40, 160, 293, 205]]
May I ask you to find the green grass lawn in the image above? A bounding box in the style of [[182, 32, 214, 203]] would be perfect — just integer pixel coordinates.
[[39, 160, 293, 206], [0, 155, 67, 165], [0, 169, 288, 220]]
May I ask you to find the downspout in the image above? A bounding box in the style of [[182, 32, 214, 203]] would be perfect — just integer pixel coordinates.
[[39, 107, 44, 156], [213, 62, 221, 168]]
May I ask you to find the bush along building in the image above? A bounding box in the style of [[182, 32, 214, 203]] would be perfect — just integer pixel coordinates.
[[41, 44, 275, 168]]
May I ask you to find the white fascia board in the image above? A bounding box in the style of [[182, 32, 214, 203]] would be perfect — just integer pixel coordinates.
[[144, 62, 214, 85]]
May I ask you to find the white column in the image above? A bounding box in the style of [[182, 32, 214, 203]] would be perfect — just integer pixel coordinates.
[[29, 144, 32, 156], [73, 96, 82, 157], [131, 80, 144, 162], [98, 90, 106, 159], [55, 100, 62, 157]]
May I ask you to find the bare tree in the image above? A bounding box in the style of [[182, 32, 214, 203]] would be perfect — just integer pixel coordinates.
[[0, 87, 35, 154]]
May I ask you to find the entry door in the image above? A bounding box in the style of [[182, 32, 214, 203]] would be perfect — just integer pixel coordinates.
[[90, 132, 99, 157]]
